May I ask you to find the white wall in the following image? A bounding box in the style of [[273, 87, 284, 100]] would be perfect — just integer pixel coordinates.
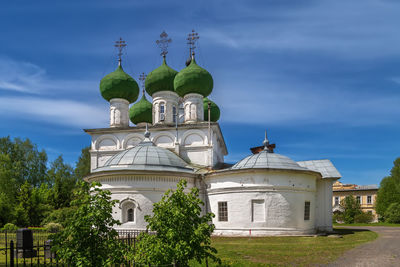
[[205, 170, 318, 236], [315, 179, 334, 232]]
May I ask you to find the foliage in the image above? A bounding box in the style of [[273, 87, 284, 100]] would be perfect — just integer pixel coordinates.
[[134, 179, 220, 266], [74, 146, 91, 179], [42, 207, 77, 227], [384, 202, 400, 223], [332, 213, 343, 223], [0, 136, 89, 228], [45, 222, 63, 233], [1, 223, 18, 232], [354, 212, 374, 223], [340, 195, 362, 224], [376, 158, 400, 218], [52, 182, 128, 267]]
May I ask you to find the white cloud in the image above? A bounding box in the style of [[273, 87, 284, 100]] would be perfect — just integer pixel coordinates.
[[214, 77, 400, 126], [0, 57, 96, 94], [202, 0, 400, 59], [0, 96, 108, 128]]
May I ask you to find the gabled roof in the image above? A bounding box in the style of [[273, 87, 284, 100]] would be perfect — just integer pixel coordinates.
[[297, 159, 341, 179]]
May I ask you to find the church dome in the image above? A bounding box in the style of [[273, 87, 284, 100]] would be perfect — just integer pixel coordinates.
[[129, 92, 152, 125], [100, 65, 139, 103], [145, 58, 178, 96], [232, 150, 307, 171], [203, 97, 220, 122], [93, 133, 193, 173], [174, 58, 213, 97]]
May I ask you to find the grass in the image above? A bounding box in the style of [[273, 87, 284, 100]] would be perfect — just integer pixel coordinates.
[[190, 228, 378, 267], [334, 222, 400, 227]]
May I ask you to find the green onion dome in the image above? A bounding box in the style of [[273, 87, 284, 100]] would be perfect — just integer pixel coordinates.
[[145, 58, 178, 96], [129, 92, 152, 125], [100, 65, 139, 103], [203, 97, 220, 122], [174, 58, 213, 97]]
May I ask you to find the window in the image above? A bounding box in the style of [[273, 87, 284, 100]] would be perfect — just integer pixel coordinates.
[[334, 196, 339, 205], [356, 196, 361, 204], [218, 202, 228, 221], [367, 195, 372, 204], [159, 103, 165, 121], [304, 201, 310, 221], [173, 106, 177, 123], [252, 200, 265, 222], [127, 208, 134, 222]]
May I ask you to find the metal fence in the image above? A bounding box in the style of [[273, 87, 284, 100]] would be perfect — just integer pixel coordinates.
[[0, 230, 153, 267]]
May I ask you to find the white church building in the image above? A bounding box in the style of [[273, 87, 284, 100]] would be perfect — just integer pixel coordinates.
[[84, 32, 341, 236]]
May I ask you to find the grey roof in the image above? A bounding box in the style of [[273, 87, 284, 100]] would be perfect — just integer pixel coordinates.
[[93, 141, 193, 173], [297, 159, 341, 179], [231, 150, 308, 171]]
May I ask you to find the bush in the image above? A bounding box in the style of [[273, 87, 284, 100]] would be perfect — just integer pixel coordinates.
[[384, 202, 400, 223], [2, 223, 18, 232], [354, 212, 374, 223], [44, 222, 63, 233], [332, 213, 343, 223]]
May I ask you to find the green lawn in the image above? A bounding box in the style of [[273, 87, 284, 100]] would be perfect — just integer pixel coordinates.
[[190, 228, 378, 267]]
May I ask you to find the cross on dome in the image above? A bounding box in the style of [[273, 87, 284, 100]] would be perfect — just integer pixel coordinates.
[[139, 72, 147, 93], [114, 37, 127, 66], [187, 29, 199, 57], [156, 31, 172, 58]]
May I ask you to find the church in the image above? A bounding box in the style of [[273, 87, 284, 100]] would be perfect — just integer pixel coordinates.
[[84, 31, 341, 236]]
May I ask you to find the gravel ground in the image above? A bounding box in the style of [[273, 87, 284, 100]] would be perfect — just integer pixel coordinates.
[[325, 226, 400, 267]]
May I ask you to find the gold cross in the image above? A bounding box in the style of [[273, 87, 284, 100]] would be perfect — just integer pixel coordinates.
[[187, 29, 199, 55], [114, 37, 127, 62], [139, 72, 147, 91], [156, 31, 172, 57]]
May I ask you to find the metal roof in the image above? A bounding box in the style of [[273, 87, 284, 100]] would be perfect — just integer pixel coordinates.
[[297, 159, 341, 179], [231, 150, 308, 171], [93, 140, 194, 174]]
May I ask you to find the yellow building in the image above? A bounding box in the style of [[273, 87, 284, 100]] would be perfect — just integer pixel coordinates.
[[332, 181, 379, 222]]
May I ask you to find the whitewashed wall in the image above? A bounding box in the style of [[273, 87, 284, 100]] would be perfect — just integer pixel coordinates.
[[205, 170, 319, 236]]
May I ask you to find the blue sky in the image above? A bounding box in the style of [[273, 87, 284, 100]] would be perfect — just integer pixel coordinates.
[[1, 0, 400, 185]]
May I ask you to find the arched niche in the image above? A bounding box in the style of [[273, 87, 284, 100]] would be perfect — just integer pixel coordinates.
[[119, 197, 140, 224], [153, 133, 175, 148], [122, 134, 144, 149], [182, 130, 206, 146], [95, 134, 119, 150]]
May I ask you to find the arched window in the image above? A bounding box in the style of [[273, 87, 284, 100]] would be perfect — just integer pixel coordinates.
[[127, 208, 134, 222], [173, 106, 177, 123], [159, 103, 165, 121]]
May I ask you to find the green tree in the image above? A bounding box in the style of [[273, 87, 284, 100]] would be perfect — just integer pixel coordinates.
[[384, 203, 400, 223], [376, 158, 400, 218], [74, 146, 91, 180], [134, 179, 220, 266], [341, 195, 362, 224], [52, 182, 128, 267], [47, 156, 77, 209]]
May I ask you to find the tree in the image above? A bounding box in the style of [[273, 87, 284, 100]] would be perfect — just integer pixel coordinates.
[[74, 146, 91, 180], [376, 158, 400, 219], [47, 156, 77, 209], [134, 179, 220, 266], [384, 203, 400, 223], [341, 195, 362, 224], [52, 182, 128, 267]]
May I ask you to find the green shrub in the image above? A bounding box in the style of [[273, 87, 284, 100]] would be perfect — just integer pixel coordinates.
[[354, 212, 374, 223], [44, 222, 63, 233], [384, 202, 400, 223], [2, 223, 18, 232], [332, 213, 343, 223]]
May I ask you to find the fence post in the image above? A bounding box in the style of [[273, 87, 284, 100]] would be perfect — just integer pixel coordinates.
[[10, 240, 14, 267]]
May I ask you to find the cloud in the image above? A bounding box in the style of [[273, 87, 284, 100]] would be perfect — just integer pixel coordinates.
[[202, 0, 400, 59], [0, 57, 96, 95], [0, 96, 108, 128], [213, 75, 400, 127]]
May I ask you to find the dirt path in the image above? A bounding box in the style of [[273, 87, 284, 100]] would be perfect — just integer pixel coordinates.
[[325, 226, 400, 267]]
